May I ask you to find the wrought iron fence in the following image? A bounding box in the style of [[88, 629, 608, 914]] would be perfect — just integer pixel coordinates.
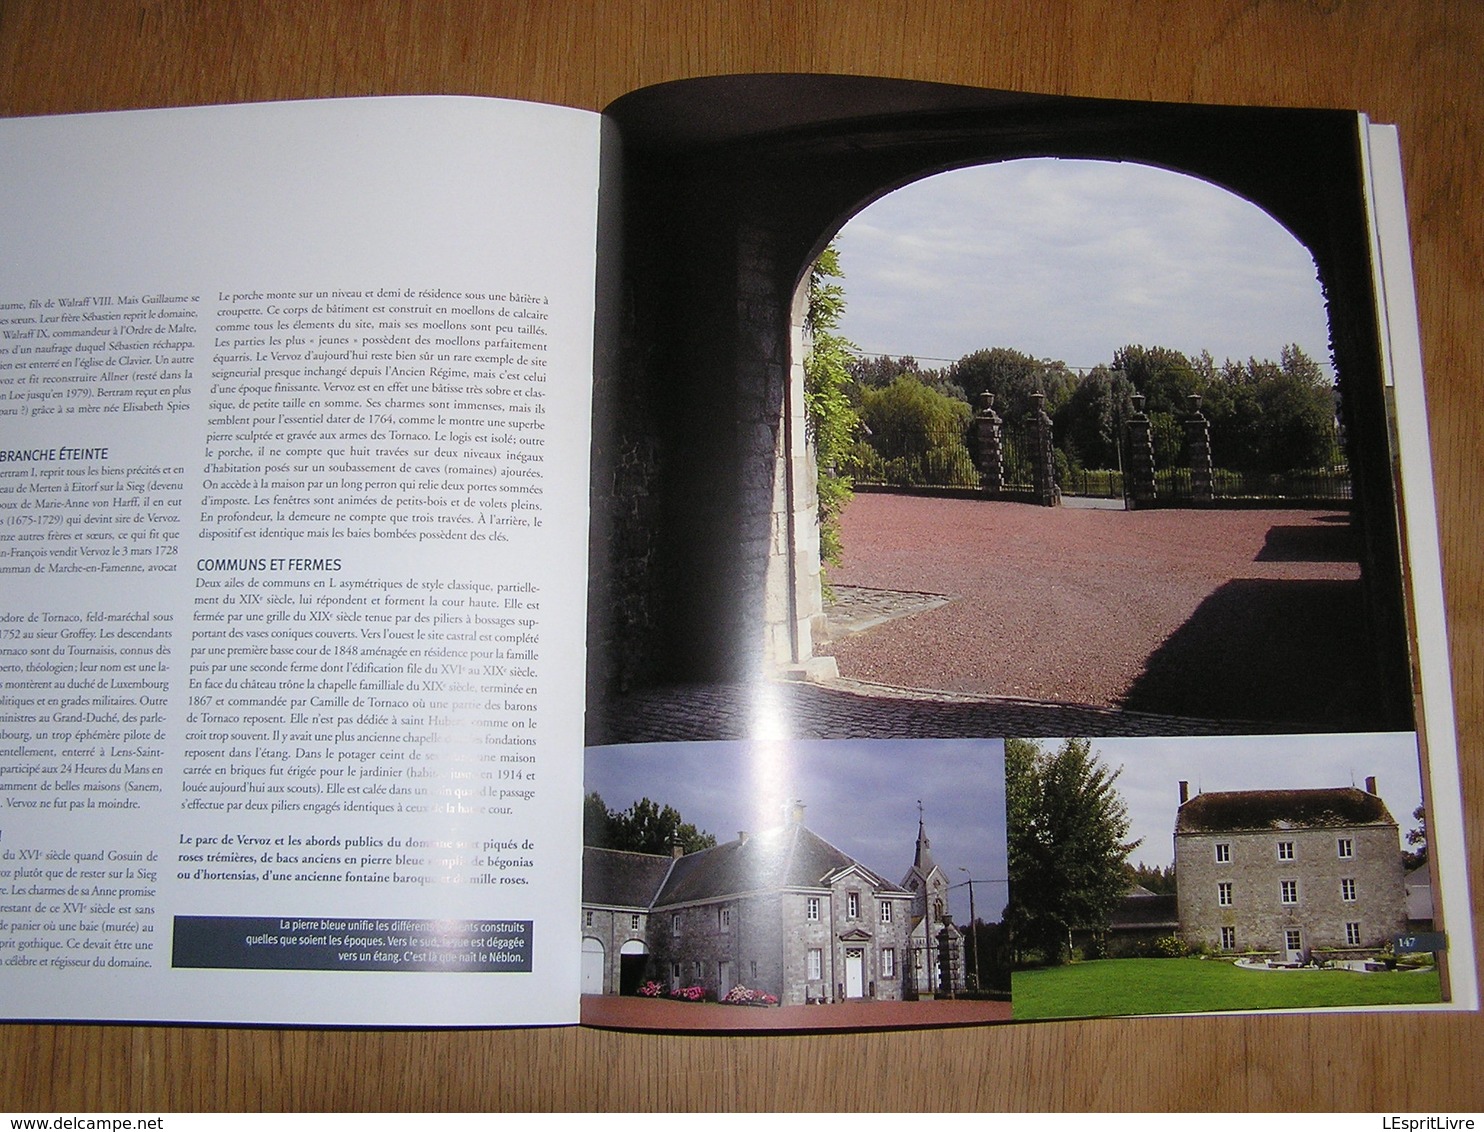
[[850, 413, 1352, 504]]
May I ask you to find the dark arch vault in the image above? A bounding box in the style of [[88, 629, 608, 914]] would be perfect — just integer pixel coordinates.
[[585, 74, 1410, 737]]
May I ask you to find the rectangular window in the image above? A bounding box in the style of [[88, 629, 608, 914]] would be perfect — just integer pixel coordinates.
[[1286, 928, 1303, 952], [672, 912, 681, 934], [1215, 843, 1231, 863], [1280, 880, 1298, 904], [880, 900, 892, 924], [806, 897, 820, 921], [1341, 878, 1357, 902], [1346, 922, 1362, 946], [1277, 840, 1295, 861], [1220, 926, 1236, 950], [719, 906, 731, 931], [807, 948, 823, 981], [630, 913, 641, 930], [671, 962, 681, 988], [584, 910, 593, 927], [1217, 881, 1233, 907], [1337, 838, 1354, 859], [750, 960, 757, 981], [882, 947, 896, 978], [847, 891, 860, 919]]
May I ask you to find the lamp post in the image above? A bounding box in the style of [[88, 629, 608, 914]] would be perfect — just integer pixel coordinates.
[[956, 868, 980, 991]]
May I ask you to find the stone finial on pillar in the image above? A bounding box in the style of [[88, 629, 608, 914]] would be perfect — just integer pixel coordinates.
[[1184, 393, 1214, 503], [974, 391, 1005, 495], [1126, 392, 1157, 508], [1027, 392, 1059, 507]]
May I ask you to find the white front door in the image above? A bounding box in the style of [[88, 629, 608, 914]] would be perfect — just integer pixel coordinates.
[[844, 948, 864, 998], [1285, 928, 1304, 964], [581, 937, 605, 994]]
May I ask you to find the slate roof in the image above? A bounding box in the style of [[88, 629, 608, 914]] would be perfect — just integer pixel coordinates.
[[652, 823, 908, 908], [1109, 891, 1179, 931], [581, 846, 674, 909], [1176, 786, 1394, 834]]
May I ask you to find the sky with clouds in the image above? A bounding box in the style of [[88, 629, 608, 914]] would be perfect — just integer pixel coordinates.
[[584, 730, 1422, 920], [832, 157, 1334, 374], [1034, 731, 1425, 872], [585, 738, 1009, 924]]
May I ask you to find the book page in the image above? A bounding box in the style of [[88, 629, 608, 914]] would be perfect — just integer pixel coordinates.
[[0, 97, 599, 1025]]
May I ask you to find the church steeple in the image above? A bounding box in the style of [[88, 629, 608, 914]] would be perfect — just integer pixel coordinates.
[[912, 801, 938, 874], [901, 801, 945, 923]]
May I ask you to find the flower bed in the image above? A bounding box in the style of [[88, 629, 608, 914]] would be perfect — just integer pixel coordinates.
[[721, 984, 778, 1007]]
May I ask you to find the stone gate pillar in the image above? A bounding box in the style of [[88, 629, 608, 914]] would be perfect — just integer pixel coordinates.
[[974, 391, 1004, 494], [1126, 392, 1157, 508], [1027, 392, 1059, 507], [1184, 392, 1214, 503]]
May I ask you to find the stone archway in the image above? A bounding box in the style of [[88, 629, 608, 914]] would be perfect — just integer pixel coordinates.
[[587, 74, 1411, 735], [618, 938, 649, 996]]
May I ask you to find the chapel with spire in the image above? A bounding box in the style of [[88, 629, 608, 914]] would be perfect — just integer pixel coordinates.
[[899, 803, 965, 996]]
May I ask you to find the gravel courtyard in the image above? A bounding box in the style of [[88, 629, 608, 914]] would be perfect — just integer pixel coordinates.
[[820, 492, 1393, 732]]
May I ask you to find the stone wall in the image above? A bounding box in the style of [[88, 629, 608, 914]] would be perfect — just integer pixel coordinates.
[[581, 905, 651, 995], [1177, 824, 1405, 953]]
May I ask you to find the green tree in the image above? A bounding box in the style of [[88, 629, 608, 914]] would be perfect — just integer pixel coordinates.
[[584, 790, 615, 847], [803, 245, 861, 566], [1202, 344, 1337, 473], [1404, 804, 1428, 869], [1111, 345, 1203, 467], [1111, 344, 1202, 414], [1053, 363, 1137, 470], [858, 375, 975, 486], [1005, 738, 1140, 965], [584, 793, 718, 855], [948, 346, 1077, 423], [1125, 861, 1177, 895]]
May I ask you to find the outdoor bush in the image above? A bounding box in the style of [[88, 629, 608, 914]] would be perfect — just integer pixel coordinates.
[[803, 246, 860, 567], [1152, 934, 1190, 958], [922, 443, 979, 487], [722, 984, 779, 1006]]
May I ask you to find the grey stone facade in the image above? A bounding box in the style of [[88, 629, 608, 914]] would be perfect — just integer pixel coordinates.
[[1174, 781, 1406, 959], [901, 815, 967, 995], [582, 807, 934, 1004]]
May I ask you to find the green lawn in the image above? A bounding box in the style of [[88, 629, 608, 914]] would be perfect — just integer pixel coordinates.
[[1012, 958, 1442, 1020]]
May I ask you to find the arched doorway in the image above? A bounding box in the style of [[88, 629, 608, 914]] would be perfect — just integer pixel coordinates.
[[797, 157, 1367, 724], [588, 74, 1411, 737], [618, 938, 649, 996], [580, 936, 605, 995]]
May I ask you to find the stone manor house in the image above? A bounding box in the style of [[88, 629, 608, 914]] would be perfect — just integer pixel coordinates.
[[1174, 778, 1407, 962], [580, 802, 966, 1003]]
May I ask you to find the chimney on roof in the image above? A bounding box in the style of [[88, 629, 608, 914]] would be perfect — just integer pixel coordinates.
[[738, 830, 748, 844], [1179, 781, 1189, 805], [786, 799, 806, 826], [670, 834, 684, 859], [1365, 776, 1378, 795]]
